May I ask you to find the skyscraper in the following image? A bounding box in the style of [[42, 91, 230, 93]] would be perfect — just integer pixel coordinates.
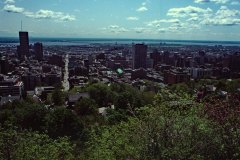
[[150, 49, 161, 67], [18, 31, 29, 60], [132, 44, 147, 69], [34, 42, 43, 61]]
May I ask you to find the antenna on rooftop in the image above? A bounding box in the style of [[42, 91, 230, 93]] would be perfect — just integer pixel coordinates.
[[21, 20, 22, 31]]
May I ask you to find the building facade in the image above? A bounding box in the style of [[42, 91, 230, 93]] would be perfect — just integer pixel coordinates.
[[18, 31, 29, 60], [164, 68, 190, 84], [34, 42, 43, 61], [132, 44, 147, 69]]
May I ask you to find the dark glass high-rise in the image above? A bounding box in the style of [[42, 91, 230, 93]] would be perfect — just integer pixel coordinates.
[[34, 42, 43, 61], [18, 31, 29, 60], [132, 44, 147, 69]]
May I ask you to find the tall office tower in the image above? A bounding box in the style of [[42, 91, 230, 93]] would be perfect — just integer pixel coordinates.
[[150, 49, 161, 67], [34, 42, 43, 61], [0, 57, 9, 75], [132, 44, 147, 69], [18, 31, 29, 60]]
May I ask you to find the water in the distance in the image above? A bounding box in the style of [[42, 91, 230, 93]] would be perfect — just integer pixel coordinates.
[[0, 37, 240, 46]]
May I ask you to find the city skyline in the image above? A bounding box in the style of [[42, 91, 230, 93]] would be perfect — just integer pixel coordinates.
[[0, 0, 240, 41]]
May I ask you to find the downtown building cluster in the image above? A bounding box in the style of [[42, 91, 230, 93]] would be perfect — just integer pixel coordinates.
[[63, 41, 240, 98], [0, 32, 240, 106], [0, 32, 63, 105]]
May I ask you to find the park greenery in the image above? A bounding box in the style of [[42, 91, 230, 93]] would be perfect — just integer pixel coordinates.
[[0, 79, 240, 159]]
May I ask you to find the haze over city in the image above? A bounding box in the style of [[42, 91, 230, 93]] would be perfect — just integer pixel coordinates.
[[0, 0, 240, 40], [1, 0, 240, 159]]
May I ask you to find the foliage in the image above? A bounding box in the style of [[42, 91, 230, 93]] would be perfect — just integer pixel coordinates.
[[204, 93, 240, 159], [84, 119, 142, 160], [1, 82, 240, 159], [75, 98, 98, 116], [0, 127, 76, 160], [45, 108, 83, 139], [87, 83, 115, 107], [84, 89, 222, 159], [204, 93, 240, 123], [52, 88, 66, 106], [74, 98, 104, 128], [225, 79, 240, 92], [141, 91, 155, 106], [87, 83, 154, 110], [105, 109, 128, 125], [112, 83, 150, 111], [0, 101, 48, 132], [0, 101, 83, 140], [168, 83, 190, 93]]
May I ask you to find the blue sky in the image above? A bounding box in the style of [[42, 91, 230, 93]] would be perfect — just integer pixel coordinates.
[[0, 0, 240, 40]]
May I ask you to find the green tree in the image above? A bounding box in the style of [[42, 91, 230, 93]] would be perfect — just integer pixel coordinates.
[[106, 109, 128, 125], [74, 98, 103, 127], [52, 88, 65, 106], [0, 101, 48, 132], [115, 92, 133, 110], [87, 83, 114, 107], [110, 83, 127, 93], [204, 93, 240, 159], [85, 89, 222, 159], [84, 119, 142, 160], [17, 104, 48, 132], [0, 127, 76, 160], [226, 79, 240, 92], [75, 98, 98, 116], [141, 91, 155, 106], [45, 108, 83, 139], [168, 83, 190, 94]]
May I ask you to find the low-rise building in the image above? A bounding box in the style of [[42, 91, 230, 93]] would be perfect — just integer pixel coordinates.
[[187, 67, 212, 79], [164, 68, 190, 84], [0, 74, 24, 105]]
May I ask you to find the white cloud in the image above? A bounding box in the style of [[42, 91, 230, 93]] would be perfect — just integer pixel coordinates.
[[136, 1, 149, 12], [60, 15, 76, 21], [167, 23, 201, 33], [213, 0, 229, 3], [158, 28, 168, 33], [203, 18, 240, 25], [216, 6, 239, 18], [146, 18, 202, 34], [4, 0, 15, 4], [25, 9, 76, 21], [133, 27, 152, 33], [158, 28, 169, 33], [3, 4, 24, 13], [187, 16, 200, 22], [195, 0, 240, 5], [158, 19, 180, 23], [136, 6, 148, 12], [134, 27, 146, 33], [102, 25, 129, 33], [158, 26, 183, 33], [194, 0, 210, 3], [167, 5, 240, 28], [166, 5, 240, 27], [231, 1, 240, 5], [3, 3, 76, 22], [202, 6, 240, 26], [146, 19, 180, 27], [126, 16, 139, 21], [167, 6, 212, 18], [194, 0, 229, 4]]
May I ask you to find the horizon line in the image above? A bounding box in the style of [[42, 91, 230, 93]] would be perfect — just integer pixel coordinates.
[[0, 36, 240, 43]]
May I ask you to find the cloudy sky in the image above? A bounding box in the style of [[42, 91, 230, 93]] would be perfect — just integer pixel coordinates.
[[0, 0, 240, 40]]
